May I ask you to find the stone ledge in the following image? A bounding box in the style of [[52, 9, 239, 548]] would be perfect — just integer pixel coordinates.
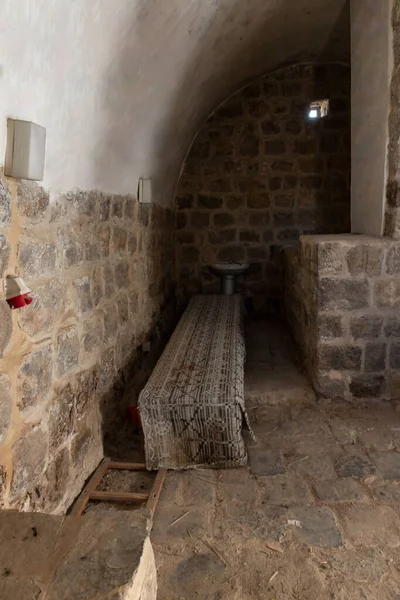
[[0, 509, 156, 600]]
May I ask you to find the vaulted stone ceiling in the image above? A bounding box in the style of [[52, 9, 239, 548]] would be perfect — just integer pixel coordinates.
[[1, 0, 349, 204]]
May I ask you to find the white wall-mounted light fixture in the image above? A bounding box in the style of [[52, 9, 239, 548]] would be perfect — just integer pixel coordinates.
[[307, 99, 330, 120], [138, 178, 152, 204], [5, 119, 46, 181]]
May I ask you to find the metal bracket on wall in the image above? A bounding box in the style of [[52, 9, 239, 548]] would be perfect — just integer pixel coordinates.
[[70, 457, 167, 519]]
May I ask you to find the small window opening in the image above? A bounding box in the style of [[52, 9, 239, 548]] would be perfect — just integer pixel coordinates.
[[307, 99, 329, 120]]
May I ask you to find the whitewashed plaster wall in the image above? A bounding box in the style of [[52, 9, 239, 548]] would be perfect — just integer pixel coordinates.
[[1, 0, 349, 206], [351, 0, 392, 236]]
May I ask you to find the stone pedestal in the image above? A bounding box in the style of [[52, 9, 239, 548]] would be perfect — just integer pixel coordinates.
[[284, 234, 400, 400]]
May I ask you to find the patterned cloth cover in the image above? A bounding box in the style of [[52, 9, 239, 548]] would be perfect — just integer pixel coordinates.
[[139, 295, 254, 469]]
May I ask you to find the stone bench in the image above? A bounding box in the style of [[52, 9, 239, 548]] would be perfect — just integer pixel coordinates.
[[139, 295, 253, 469]]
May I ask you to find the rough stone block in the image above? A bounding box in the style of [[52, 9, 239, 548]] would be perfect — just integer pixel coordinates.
[[349, 374, 387, 398], [239, 230, 260, 243], [17, 181, 49, 223], [190, 212, 209, 228], [178, 246, 200, 263], [17, 344, 53, 413], [335, 453, 376, 478], [294, 140, 317, 154], [111, 195, 124, 218], [55, 327, 79, 377], [73, 367, 99, 422], [238, 134, 259, 157], [0, 180, 12, 226], [38, 447, 70, 511], [375, 280, 400, 308], [285, 120, 302, 134], [273, 211, 294, 227], [247, 193, 271, 209], [272, 160, 293, 172], [19, 241, 57, 279], [318, 344, 362, 371], [287, 507, 342, 547], [317, 315, 343, 340], [48, 385, 74, 452], [384, 317, 400, 338], [298, 157, 324, 173], [264, 140, 286, 155], [364, 343, 387, 373], [217, 245, 245, 262], [116, 293, 129, 325], [0, 234, 11, 278], [261, 119, 280, 135], [73, 276, 93, 315], [277, 229, 299, 242], [390, 343, 400, 370], [247, 246, 269, 260], [0, 300, 12, 359], [274, 193, 294, 207], [317, 243, 344, 275], [57, 229, 83, 267], [300, 175, 322, 190], [10, 427, 47, 499], [67, 190, 97, 217], [351, 315, 383, 340], [81, 317, 103, 358], [209, 230, 236, 244], [198, 195, 223, 209], [98, 194, 111, 221], [225, 195, 245, 210], [114, 261, 130, 289], [346, 244, 383, 276], [213, 212, 235, 227], [319, 279, 369, 311], [386, 245, 400, 275], [315, 374, 346, 399], [18, 277, 66, 338], [249, 212, 270, 227], [112, 227, 127, 256], [0, 374, 11, 445]]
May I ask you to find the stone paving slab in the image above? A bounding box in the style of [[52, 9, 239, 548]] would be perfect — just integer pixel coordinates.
[[313, 478, 370, 503], [335, 452, 377, 478], [287, 506, 343, 548], [369, 451, 400, 481], [248, 447, 285, 476], [258, 474, 313, 505]]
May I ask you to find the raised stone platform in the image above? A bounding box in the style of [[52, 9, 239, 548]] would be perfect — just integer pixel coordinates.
[[0, 509, 156, 599], [284, 234, 400, 401]]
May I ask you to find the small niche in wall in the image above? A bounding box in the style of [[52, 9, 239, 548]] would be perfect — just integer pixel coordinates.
[[307, 99, 329, 120]]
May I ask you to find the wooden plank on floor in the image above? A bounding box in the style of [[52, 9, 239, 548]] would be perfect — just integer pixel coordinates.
[[146, 468, 167, 518], [89, 490, 149, 503], [108, 461, 147, 471], [70, 458, 111, 517]]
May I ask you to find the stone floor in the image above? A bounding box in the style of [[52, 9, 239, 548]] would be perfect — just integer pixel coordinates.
[[151, 318, 400, 599]]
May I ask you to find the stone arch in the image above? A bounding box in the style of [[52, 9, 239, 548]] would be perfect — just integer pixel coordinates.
[[174, 62, 351, 312]]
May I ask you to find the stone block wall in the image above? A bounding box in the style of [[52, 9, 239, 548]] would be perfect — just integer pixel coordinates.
[[284, 234, 400, 401], [175, 63, 350, 311], [0, 172, 174, 513]]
